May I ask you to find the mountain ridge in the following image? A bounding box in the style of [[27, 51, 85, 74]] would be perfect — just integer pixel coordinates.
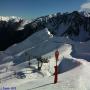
[[0, 11, 90, 50]]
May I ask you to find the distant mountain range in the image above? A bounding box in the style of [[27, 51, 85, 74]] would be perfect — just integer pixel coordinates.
[[1, 11, 90, 50]]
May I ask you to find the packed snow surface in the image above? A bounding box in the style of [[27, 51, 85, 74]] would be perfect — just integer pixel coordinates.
[[0, 28, 90, 90]]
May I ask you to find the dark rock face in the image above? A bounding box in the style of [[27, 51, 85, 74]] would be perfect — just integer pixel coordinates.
[[0, 19, 32, 51], [1, 11, 90, 51]]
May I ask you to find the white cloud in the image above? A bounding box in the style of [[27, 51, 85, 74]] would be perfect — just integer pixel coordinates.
[[80, 0, 90, 11], [80, 2, 90, 9]]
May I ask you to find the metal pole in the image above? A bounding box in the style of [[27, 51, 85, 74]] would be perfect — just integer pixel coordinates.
[[54, 59, 58, 84], [54, 50, 59, 84]]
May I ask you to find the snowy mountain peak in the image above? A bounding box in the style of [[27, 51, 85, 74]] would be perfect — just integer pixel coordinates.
[[0, 16, 22, 22], [80, 9, 90, 17]]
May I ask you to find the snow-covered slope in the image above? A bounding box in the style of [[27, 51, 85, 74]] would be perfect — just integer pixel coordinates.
[[1, 53, 90, 90], [5, 28, 53, 55], [0, 27, 90, 90], [16, 58, 90, 90]]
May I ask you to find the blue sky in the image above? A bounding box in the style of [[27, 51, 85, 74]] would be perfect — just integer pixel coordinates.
[[0, 0, 87, 19]]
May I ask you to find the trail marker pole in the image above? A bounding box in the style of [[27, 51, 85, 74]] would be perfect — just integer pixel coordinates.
[[54, 50, 59, 84]]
